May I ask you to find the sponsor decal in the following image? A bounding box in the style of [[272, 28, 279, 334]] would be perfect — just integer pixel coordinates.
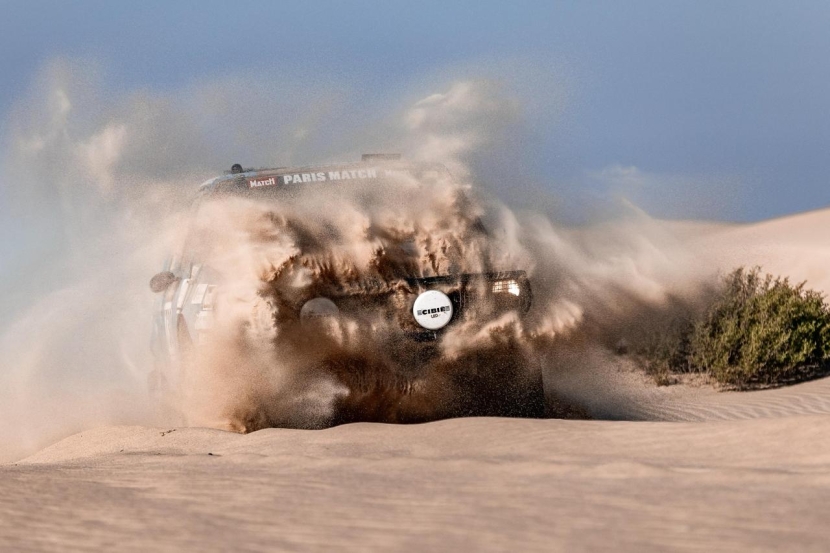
[[248, 167, 388, 188], [248, 176, 277, 188], [412, 290, 453, 329], [416, 305, 451, 318], [326, 168, 378, 181], [281, 172, 328, 184]]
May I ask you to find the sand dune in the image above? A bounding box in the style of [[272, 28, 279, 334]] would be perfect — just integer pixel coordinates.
[[693, 207, 830, 294], [3, 415, 830, 552], [3, 208, 830, 551]]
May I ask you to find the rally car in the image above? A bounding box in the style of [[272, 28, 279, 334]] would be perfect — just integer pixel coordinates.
[[149, 156, 545, 427]]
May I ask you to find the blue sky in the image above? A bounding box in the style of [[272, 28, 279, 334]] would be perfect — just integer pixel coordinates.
[[2, 0, 829, 223]]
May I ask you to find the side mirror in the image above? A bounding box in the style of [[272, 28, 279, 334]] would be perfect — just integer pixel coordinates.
[[149, 271, 178, 293]]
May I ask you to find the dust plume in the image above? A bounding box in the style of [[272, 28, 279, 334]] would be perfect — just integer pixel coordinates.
[[0, 60, 713, 459]]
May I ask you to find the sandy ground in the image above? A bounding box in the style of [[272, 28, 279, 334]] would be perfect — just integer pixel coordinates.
[[4, 414, 830, 552], [2, 208, 829, 552]]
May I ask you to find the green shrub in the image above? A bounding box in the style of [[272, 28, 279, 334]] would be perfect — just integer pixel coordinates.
[[638, 267, 830, 389], [639, 316, 694, 385], [688, 267, 830, 388]]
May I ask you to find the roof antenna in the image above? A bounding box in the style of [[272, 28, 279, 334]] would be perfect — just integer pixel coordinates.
[[231, 163, 244, 174]]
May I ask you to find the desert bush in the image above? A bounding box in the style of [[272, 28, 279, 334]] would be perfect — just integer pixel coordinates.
[[687, 267, 830, 388], [638, 316, 694, 386], [637, 267, 830, 389]]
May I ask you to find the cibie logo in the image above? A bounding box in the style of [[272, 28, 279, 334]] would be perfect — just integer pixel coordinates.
[[412, 290, 453, 330], [248, 176, 276, 188], [417, 305, 451, 318]]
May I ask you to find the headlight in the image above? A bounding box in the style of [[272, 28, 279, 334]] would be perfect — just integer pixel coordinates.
[[412, 290, 454, 330], [300, 297, 339, 320], [492, 279, 521, 296]]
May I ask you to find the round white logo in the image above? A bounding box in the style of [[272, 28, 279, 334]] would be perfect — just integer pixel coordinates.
[[412, 290, 454, 330]]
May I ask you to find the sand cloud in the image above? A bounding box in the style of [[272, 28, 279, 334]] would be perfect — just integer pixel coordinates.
[[0, 59, 713, 460]]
